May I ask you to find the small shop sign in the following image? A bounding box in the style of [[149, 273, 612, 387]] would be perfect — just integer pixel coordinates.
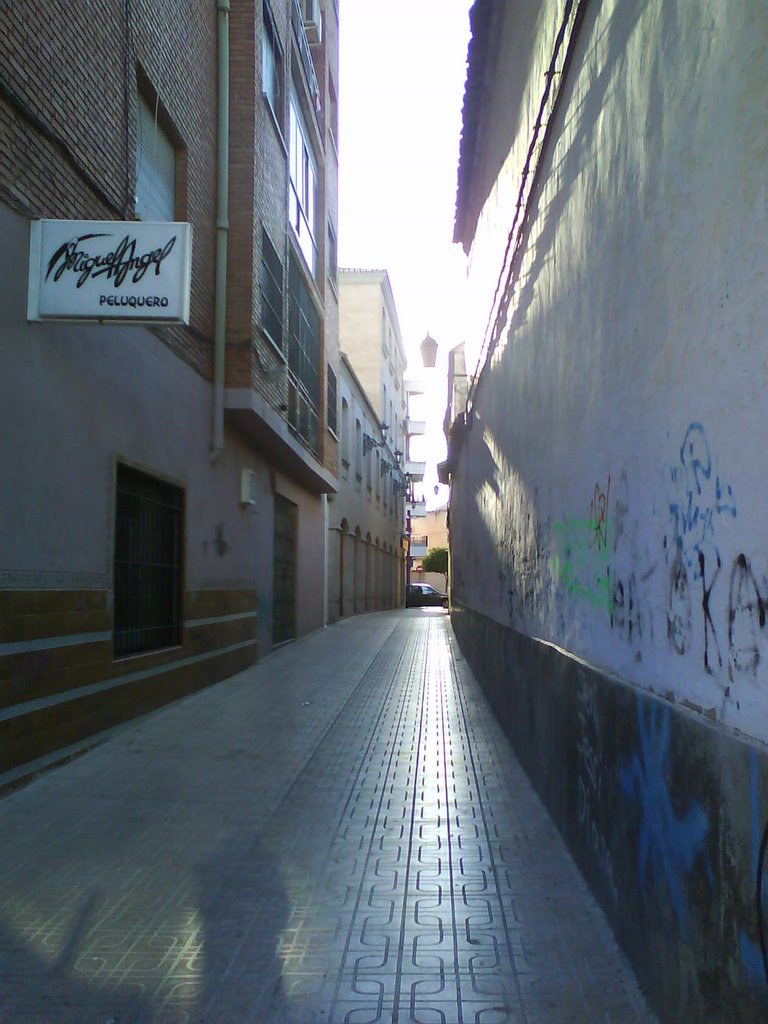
[[27, 219, 192, 323]]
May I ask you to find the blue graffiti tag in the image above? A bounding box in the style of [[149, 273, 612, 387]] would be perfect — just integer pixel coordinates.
[[619, 698, 711, 938], [665, 422, 737, 573], [740, 749, 768, 989]]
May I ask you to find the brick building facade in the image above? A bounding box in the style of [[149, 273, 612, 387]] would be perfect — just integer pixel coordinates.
[[0, 0, 340, 778]]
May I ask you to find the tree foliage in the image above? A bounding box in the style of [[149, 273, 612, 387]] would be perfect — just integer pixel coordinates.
[[422, 546, 448, 587]]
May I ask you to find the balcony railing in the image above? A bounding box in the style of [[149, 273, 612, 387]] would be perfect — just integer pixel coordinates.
[[287, 371, 320, 456]]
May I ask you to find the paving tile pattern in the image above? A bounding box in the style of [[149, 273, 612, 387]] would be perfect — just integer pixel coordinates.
[[0, 611, 657, 1024]]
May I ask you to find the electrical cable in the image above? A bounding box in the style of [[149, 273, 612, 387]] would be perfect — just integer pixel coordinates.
[[0, 76, 123, 217], [466, 0, 589, 416], [123, 0, 133, 215]]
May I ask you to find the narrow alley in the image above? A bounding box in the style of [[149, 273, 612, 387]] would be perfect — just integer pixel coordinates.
[[0, 611, 656, 1024]]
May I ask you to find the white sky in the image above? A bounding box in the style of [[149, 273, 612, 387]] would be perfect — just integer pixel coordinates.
[[337, 0, 473, 506]]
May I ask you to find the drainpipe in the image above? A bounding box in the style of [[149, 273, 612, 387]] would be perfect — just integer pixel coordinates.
[[322, 493, 329, 627], [210, 0, 230, 462]]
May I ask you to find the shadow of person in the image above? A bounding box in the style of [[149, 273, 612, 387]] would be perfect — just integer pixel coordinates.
[[192, 831, 291, 1024], [0, 888, 154, 1024]]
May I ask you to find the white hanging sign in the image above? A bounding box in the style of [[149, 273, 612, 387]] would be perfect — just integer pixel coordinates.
[[27, 220, 193, 324]]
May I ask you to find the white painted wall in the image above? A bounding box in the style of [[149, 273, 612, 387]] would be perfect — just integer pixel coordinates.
[[0, 205, 326, 654], [452, 0, 768, 740]]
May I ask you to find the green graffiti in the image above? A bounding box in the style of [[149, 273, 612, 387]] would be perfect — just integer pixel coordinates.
[[551, 517, 613, 611]]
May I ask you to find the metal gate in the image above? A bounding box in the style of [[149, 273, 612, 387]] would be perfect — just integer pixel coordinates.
[[272, 493, 297, 645]]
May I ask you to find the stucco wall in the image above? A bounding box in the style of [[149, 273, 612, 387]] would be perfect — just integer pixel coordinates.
[[325, 355, 404, 621], [449, 1, 768, 1018], [0, 207, 257, 591], [454, 0, 768, 744]]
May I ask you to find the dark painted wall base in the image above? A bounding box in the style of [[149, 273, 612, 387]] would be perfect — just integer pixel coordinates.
[[451, 604, 768, 1023]]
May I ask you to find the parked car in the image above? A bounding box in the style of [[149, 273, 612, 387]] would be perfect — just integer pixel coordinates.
[[406, 583, 448, 608]]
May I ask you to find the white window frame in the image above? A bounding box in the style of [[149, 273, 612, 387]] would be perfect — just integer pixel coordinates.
[[262, 2, 283, 125], [289, 90, 318, 276]]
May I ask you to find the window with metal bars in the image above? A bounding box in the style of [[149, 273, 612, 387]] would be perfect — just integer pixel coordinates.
[[327, 364, 338, 436], [287, 251, 321, 453], [114, 465, 183, 658], [262, 0, 283, 125], [261, 228, 284, 348]]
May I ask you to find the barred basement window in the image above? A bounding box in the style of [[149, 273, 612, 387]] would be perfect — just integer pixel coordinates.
[[327, 364, 338, 436], [114, 465, 183, 658], [261, 228, 284, 347]]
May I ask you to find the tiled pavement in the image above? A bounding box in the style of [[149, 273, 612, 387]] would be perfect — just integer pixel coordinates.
[[0, 610, 658, 1024]]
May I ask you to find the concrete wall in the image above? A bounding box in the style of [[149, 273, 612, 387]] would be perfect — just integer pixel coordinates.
[[452, 606, 768, 1023], [450, 1, 768, 1019]]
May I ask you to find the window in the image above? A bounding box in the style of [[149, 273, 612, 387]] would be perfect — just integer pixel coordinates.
[[328, 72, 338, 148], [289, 91, 318, 275], [327, 364, 338, 436], [355, 418, 362, 480], [114, 465, 183, 658], [327, 220, 338, 287], [341, 398, 350, 466], [261, 228, 283, 347], [262, 2, 283, 124], [135, 93, 176, 221], [287, 252, 321, 452]]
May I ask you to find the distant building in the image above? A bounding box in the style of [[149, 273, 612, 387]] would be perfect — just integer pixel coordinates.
[[330, 269, 409, 617], [0, 0, 339, 774], [411, 504, 448, 593], [338, 269, 407, 461], [327, 354, 405, 620], [448, 2, 768, 1021]]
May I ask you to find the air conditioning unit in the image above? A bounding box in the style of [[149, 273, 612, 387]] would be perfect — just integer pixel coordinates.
[[302, 0, 322, 43]]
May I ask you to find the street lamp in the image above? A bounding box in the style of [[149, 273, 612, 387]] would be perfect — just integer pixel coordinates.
[[419, 332, 438, 368]]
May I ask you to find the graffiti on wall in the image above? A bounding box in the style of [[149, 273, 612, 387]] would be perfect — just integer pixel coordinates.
[[468, 417, 768, 699], [619, 697, 711, 938], [588, 477, 611, 551], [576, 677, 618, 899], [663, 423, 737, 676], [739, 750, 768, 989], [551, 512, 612, 613], [608, 471, 656, 652], [665, 422, 735, 551], [728, 554, 768, 683]]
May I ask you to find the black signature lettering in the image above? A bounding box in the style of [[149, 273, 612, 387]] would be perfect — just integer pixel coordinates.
[[45, 233, 177, 289]]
